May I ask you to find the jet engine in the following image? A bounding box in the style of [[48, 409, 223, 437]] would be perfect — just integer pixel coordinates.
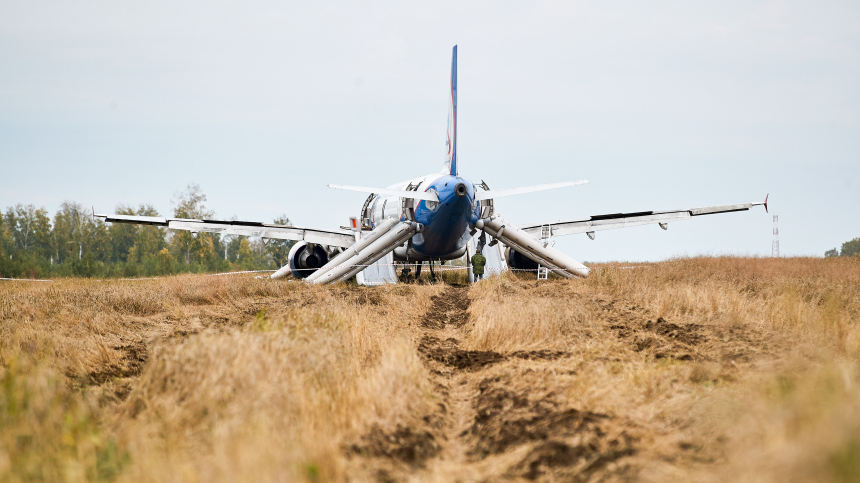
[[288, 241, 330, 278], [505, 246, 540, 272]]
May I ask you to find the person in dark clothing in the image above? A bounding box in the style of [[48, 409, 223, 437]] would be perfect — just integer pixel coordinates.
[[471, 249, 486, 281]]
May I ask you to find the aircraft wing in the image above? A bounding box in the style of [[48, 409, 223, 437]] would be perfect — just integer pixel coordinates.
[[518, 197, 768, 239], [94, 213, 356, 247]]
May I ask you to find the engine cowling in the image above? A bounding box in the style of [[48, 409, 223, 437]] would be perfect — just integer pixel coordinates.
[[288, 242, 330, 279], [505, 247, 540, 272]]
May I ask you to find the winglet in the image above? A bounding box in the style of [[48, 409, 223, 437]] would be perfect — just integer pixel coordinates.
[[751, 193, 769, 213]]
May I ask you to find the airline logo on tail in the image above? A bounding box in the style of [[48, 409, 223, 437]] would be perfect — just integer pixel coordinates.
[[444, 45, 458, 176]]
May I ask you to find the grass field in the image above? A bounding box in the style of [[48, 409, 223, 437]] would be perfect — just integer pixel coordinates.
[[2, 257, 860, 482]]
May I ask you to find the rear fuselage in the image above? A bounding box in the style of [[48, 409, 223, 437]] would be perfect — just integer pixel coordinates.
[[366, 173, 480, 261]]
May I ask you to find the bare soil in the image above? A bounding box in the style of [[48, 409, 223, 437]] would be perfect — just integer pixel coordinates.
[[356, 286, 641, 480]]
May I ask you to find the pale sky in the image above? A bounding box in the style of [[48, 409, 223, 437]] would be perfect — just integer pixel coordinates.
[[1, 1, 858, 261]]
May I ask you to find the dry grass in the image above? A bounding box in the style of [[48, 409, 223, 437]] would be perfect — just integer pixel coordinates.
[[463, 257, 860, 481], [1, 257, 859, 482], [1, 276, 445, 482]]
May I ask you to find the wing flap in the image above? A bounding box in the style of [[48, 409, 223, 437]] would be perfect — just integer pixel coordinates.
[[96, 214, 355, 247], [520, 200, 764, 238], [689, 203, 754, 216], [100, 214, 168, 226]]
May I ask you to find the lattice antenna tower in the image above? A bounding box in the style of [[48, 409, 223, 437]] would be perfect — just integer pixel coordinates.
[[772, 215, 779, 257]]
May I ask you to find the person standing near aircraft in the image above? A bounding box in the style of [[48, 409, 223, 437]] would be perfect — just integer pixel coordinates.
[[471, 248, 486, 281]]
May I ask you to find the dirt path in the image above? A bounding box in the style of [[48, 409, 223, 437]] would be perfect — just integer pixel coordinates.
[[417, 287, 483, 478], [409, 287, 634, 482]]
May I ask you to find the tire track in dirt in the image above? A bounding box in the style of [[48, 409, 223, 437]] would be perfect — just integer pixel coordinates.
[[347, 287, 476, 479], [405, 286, 637, 481], [418, 287, 485, 477], [596, 298, 705, 361], [594, 294, 780, 367]]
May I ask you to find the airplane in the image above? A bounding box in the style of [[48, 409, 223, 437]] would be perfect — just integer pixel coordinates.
[[95, 46, 768, 285]]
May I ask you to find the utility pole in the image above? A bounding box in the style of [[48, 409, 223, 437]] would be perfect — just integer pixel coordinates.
[[772, 215, 779, 257]]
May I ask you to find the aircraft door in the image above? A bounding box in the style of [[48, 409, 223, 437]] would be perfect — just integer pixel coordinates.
[[371, 195, 401, 224]]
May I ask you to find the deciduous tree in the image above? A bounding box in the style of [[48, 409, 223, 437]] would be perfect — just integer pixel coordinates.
[[842, 238, 860, 258], [170, 184, 215, 267], [267, 215, 295, 269]]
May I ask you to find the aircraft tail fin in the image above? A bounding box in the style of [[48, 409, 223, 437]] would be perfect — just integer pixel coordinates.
[[443, 45, 458, 176]]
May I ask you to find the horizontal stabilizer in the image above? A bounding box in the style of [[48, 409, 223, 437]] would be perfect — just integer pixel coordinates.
[[474, 180, 588, 201], [328, 184, 440, 202]]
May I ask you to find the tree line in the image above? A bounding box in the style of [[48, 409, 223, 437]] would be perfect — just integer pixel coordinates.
[[0, 184, 294, 279], [825, 238, 860, 259]]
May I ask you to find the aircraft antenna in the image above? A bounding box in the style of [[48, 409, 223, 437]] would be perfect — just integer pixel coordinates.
[[772, 215, 779, 257]]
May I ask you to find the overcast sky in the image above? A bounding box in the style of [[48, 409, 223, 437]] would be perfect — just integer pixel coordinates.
[[1, 1, 858, 261]]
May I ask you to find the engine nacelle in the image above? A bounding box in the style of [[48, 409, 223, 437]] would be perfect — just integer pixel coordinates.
[[288, 242, 330, 279], [505, 246, 540, 272]]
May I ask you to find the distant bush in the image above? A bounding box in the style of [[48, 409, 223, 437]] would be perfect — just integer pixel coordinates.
[[826, 237, 860, 258]]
